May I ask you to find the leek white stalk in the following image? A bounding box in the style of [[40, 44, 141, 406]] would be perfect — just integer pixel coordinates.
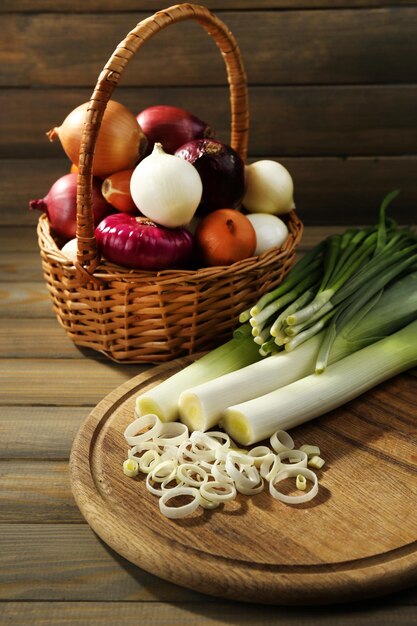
[[135, 335, 261, 422], [178, 272, 417, 432], [178, 334, 322, 432], [222, 319, 417, 445]]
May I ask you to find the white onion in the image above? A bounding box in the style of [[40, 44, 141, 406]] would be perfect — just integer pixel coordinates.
[[130, 143, 202, 227], [243, 160, 295, 215], [246, 213, 289, 255], [61, 238, 78, 263]]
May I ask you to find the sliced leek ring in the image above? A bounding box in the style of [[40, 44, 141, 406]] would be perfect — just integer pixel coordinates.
[[269, 467, 318, 504], [200, 481, 237, 503], [277, 449, 308, 470], [159, 486, 200, 519], [269, 430, 295, 453], [235, 476, 264, 495], [124, 414, 162, 445], [150, 459, 178, 484], [138, 449, 161, 474], [260, 454, 281, 481], [156, 422, 189, 447], [177, 463, 208, 487], [248, 445, 273, 467], [211, 459, 233, 484]]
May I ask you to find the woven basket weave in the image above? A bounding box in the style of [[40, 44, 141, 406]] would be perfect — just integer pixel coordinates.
[[37, 3, 303, 363]]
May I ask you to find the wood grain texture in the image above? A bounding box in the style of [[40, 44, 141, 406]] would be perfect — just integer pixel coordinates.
[[0, 406, 88, 458], [3, 86, 417, 159], [1, 0, 417, 620], [70, 359, 417, 605], [0, 160, 67, 227], [3, 601, 417, 626], [1, 526, 417, 607], [0, 359, 145, 405], [0, 319, 93, 357], [0, 252, 44, 282], [3, 9, 417, 87], [2, 0, 417, 10], [0, 460, 83, 523], [0, 226, 40, 252], [0, 524, 205, 602], [3, 157, 416, 228], [0, 281, 53, 318]]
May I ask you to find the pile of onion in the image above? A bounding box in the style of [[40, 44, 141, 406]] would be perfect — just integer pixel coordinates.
[[38, 99, 295, 272]]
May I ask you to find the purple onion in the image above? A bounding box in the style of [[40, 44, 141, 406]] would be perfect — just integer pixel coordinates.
[[137, 105, 212, 155], [95, 213, 194, 271], [29, 173, 114, 243], [175, 139, 245, 216]]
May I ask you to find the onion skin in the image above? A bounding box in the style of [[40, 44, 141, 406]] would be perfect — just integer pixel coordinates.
[[102, 169, 139, 215], [47, 100, 147, 178], [130, 143, 202, 228], [243, 160, 295, 215], [246, 213, 289, 255], [29, 173, 114, 243], [175, 139, 245, 216], [195, 209, 256, 266], [95, 213, 194, 271], [137, 105, 212, 155]]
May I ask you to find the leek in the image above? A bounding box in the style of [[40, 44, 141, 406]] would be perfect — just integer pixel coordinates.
[[136, 200, 416, 431], [222, 319, 417, 446], [247, 195, 416, 365], [178, 272, 417, 432], [135, 335, 261, 422], [178, 334, 322, 432]]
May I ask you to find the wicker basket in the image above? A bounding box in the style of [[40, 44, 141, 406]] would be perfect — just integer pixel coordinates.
[[37, 3, 303, 363]]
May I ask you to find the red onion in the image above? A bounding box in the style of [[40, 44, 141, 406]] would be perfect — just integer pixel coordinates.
[[175, 139, 245, 216], [29, 173, 114, 243], [137, 105, 212, 155], [95, 213, 194, 271]]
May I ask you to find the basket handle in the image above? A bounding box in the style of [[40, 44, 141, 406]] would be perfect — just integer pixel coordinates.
[[75, 2, 249, 281]]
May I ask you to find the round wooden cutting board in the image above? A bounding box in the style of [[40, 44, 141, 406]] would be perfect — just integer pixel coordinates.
[[70, 358, 417, 605]]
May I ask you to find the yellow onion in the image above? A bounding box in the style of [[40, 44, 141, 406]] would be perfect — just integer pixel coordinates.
[[47, 100, 147, 178]]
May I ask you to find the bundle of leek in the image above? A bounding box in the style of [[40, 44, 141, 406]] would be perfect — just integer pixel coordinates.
[[244, 191, 417, 368], [178, 272, 417, 432], [136, 196, 416, 438]]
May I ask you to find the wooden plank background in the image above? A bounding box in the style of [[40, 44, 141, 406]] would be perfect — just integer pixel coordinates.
[[1, 4, 416, 623], [0, 1, 416, 225]]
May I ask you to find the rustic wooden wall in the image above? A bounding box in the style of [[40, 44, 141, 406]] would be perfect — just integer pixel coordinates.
[[1, 0, 416, 226]]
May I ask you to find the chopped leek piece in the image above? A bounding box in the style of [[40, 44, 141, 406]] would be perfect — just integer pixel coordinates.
[[122, 458, 139, 477], [299, 445, 321, 458], [296, 474, 307, 490], [269, 468, 318, 504], [308, 455, 325, 470]]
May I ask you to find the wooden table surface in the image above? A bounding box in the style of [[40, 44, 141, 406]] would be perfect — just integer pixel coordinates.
[[1, 223, 417, 626]]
